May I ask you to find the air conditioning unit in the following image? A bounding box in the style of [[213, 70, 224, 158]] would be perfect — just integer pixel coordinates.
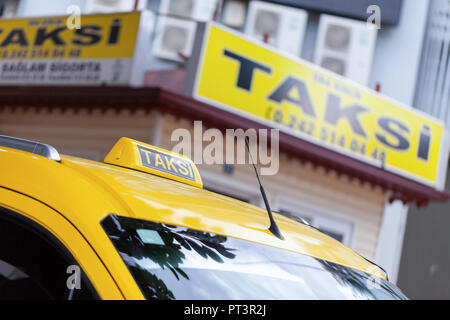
[[152, 16, 197, 62], [220, 0, 248, 29], [1, 0, 19, 18], [159, 0, 217, 21], [244, 0, 308, 57], [314, 14, 378, 86], [85, 0, 147, 13]]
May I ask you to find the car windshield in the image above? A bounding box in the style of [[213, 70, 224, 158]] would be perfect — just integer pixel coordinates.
[[101, 215, 407, 300]]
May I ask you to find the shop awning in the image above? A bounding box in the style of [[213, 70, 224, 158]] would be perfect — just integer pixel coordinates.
[[0, 85, 449, 207]]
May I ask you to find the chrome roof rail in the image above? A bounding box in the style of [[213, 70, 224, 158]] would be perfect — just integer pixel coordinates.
[[0, 135, 61, 162]]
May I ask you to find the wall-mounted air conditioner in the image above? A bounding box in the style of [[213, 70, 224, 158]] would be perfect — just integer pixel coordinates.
[[220, 0, 248, 29], [1, 0, 19, 18], [85, 0, 147, 14], [152, 16, 197, 62], [159, 0, 217, 21], [314, 14, 378, 86], [244, 0, 308, 57]]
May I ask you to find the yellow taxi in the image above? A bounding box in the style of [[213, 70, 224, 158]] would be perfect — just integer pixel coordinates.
[[0, 135, 407, 300]]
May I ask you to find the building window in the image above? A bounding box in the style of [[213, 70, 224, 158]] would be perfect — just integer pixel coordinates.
[[415, 0, 450, 126], [204, 186, 252, 203], [0, 0, 19, 18], [275, 196, 354, 247], [200, 169, 261, 206]]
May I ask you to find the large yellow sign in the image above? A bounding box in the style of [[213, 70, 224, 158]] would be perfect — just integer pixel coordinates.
[[0, 12, 140, 59], [192, 24, 448, 188]]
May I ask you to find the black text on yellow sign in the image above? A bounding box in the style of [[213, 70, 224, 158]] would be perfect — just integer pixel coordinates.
[[194, 25, 445, 186], [0, 12, 140, 60], [138, 146, 196, 182], [223, 49, 432, 162]]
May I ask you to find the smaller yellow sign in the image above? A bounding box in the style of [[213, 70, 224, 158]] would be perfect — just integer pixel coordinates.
[[104, 138, 203, 189], [191, 24, 448, 188], [138, 146, 196, 182], [0, 12, 142, 85]]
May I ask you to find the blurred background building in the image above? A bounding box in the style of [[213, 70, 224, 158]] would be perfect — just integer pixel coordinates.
[[0, 0, 449, 299]]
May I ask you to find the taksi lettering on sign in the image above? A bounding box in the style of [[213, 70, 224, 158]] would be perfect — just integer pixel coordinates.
[[192, 24, 446, 187], [138, 146, 195, 181]]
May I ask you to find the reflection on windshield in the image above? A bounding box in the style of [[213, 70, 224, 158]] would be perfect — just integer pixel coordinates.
[[101, 215, 407, 300]]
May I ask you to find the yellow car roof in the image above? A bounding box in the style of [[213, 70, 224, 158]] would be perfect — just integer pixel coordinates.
[[0, 144, 385, 280]]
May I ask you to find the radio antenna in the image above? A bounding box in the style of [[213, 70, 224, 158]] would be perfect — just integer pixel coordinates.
[[245, 137, 283, 240]]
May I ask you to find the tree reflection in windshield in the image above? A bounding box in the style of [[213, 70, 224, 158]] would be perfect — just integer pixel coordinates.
[[102, 215, 236, 299], [101, 215, 407, 300]]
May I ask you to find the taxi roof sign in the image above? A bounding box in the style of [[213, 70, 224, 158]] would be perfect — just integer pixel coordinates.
[[104, 138, 203, 188]]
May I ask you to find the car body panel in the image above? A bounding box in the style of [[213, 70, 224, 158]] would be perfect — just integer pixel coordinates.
[[0, 145, 386, 299], [0, 187, 125, 299]]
